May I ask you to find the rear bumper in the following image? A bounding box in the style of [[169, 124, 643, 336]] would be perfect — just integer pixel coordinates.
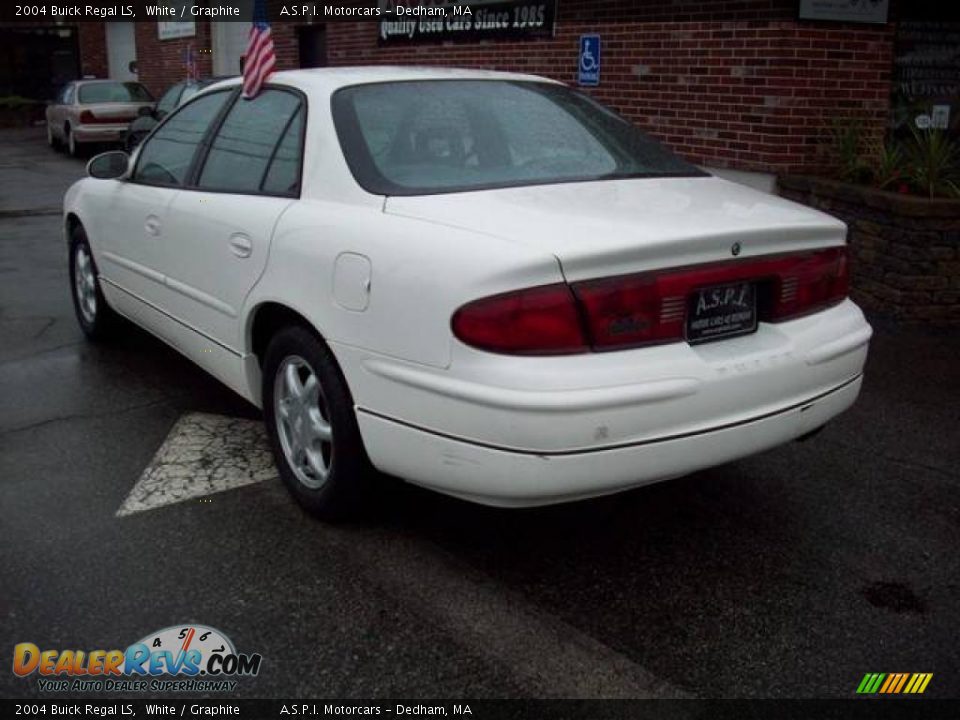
[[73, 124, 128, 143], [356, 374, 863, 507], [336, 299, 870, 505]]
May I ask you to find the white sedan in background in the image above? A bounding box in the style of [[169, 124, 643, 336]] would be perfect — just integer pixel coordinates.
[[64, 67, 872, 519], [47, 79, 154, 157]]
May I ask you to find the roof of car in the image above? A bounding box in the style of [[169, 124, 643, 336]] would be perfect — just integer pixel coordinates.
[[204, 66, 559, 95]]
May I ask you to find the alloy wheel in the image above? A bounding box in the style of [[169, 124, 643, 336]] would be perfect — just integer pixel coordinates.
[[73, 243, 97, 324], [273, 355, 334, 489]]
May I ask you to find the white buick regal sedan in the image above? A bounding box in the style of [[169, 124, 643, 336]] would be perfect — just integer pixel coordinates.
[[65, 67, 872, 518]]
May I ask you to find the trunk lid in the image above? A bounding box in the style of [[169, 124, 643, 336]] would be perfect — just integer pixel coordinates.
[[83, 102, 150, 123], [384, 176, 846, 281]]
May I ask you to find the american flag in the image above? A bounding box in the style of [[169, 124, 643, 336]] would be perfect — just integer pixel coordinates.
[[184, 43, 196, 81], [242, 0, 276, 99]]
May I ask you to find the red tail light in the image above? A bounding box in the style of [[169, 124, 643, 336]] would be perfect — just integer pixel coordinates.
[[572, 271, 688, 349], [79, 111, 132, 124], [452, 248, 848, 355], [768, 247, 849, 321], [451, 283, 588, 355]]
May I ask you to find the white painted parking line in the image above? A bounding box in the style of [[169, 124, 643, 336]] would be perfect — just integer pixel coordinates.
[[116, 412, 276, 517], [115, 414, 689, 698], [330, 528, 694, 699]]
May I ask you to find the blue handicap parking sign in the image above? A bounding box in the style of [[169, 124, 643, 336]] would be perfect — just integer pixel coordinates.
[[578, 34, 601, 86]]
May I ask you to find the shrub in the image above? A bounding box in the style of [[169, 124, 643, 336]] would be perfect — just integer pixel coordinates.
[[905, 128, 960, 199], [822, 116, 960, 199], [0, 96, 41, 110], [870, 139, 906, 191], [828, 118, 873, 184]]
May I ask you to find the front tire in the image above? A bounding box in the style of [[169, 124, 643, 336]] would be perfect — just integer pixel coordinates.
[[69, 225, 117, 341], [67, 127, 80, 157], [263, 325, 373, 521]]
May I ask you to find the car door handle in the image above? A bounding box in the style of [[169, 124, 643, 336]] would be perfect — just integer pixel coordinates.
[[228, 233, 253, 258], [145, 215, 161, 237]]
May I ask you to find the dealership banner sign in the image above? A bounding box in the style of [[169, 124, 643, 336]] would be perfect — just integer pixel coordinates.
[[798, 0, 889, 24], [379, 0, 557, 44]]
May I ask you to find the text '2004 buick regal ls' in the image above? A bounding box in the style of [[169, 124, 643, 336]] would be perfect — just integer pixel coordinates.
[[64, 67, 871, 519]]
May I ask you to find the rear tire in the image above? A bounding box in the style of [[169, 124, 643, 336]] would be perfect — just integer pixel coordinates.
[[69, 224, 118, 341], [262, 325, 374, 521]]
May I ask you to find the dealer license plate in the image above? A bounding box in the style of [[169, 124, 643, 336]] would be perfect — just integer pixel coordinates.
[[686, 281, 757, 344]]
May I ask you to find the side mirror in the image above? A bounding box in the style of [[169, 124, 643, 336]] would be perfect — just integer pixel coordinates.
[[87, 151, 130, 180], [138, 105, 153, 117]]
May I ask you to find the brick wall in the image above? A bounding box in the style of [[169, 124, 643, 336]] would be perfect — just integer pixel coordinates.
[[124, 0, 896, 176], [271, 23, 301, 71], [133, 23, 213, 97], [77, 24, 108, 79], [320, 0, 895, 175]]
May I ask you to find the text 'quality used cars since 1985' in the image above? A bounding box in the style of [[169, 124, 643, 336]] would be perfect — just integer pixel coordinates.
[[64, 67, 872, 519]]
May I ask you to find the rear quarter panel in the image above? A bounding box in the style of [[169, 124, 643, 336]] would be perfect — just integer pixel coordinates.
[[243, 200, 565, 370]]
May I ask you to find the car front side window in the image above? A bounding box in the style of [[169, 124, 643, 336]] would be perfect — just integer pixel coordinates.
[[133, 91, 231, 188]]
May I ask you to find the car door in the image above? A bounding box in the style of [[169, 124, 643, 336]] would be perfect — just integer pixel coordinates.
[[159, 88, 305, 352], [89, 89, 233, 311]]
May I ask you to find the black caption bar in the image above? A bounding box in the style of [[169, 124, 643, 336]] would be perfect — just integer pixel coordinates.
[[0, 1, 553, 24], [3, 700, 960, 720]]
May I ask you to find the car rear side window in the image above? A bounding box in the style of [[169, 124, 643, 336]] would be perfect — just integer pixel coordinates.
[[197, 89, 302, 195], [261, 107, 304, 196], [133, 91, 231, 188]]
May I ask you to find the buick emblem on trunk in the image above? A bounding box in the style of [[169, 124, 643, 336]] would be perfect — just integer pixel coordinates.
[[731, 242, 742, 256]]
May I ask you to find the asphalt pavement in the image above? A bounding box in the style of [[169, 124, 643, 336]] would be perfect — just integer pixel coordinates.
[[1, 127, 958, 701]]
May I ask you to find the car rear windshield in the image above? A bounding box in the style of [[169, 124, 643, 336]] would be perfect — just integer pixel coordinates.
[[78, 82, 153, 104], [332, 80, 706, 196]]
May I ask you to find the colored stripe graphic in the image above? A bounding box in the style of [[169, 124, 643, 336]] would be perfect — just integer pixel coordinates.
[[857, 673, 932, 694], [856, 673, 884, 694], [879, 674, 896, 693], [893, 673, 909, 693]]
